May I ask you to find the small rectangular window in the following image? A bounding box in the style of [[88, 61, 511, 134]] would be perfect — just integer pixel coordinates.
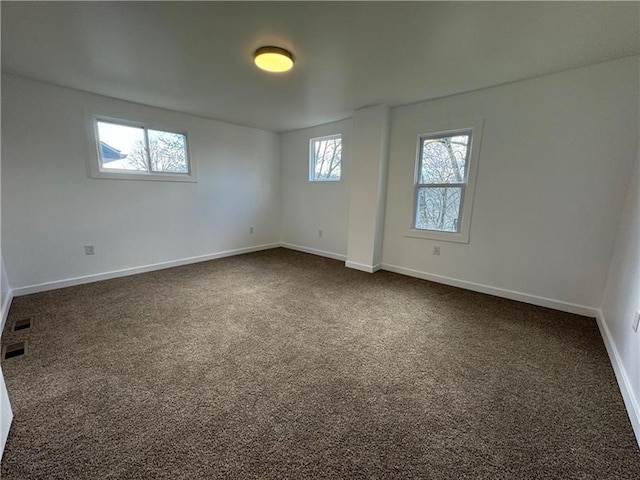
[[309, 134, 342, 181], [90, 117, 195, 182]]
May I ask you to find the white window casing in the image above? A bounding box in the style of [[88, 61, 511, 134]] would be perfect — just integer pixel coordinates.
[[309, 134, 342, 182], [405, 119, 483, 244], [85, 114, 197, 183]]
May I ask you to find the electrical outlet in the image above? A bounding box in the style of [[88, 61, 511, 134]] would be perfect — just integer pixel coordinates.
[[249, 227, 254, 234], [318, 229, 323, 237], [84, 245, 95, 256], [433, 246, 441, 256], [633, 311, 640, 333]]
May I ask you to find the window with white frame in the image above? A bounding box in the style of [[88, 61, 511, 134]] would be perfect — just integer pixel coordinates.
[[309, 134, 342, 181], [89, 117, 195, 182], [408, 123, 482, 244]]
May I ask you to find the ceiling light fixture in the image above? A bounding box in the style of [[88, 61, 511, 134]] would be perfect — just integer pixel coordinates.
[[254, 46, 294, 73]]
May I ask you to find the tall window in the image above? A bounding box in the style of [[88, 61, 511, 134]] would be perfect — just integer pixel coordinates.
[[309, 134, 342, 181], [408, 123, 481, 244], [88, 116, 196, 182], [415, 131, 470, 232]]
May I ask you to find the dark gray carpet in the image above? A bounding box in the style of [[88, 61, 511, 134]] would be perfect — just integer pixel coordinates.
[[1, 248, 639, 479]]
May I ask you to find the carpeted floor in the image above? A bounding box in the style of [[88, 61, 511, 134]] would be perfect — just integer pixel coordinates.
[[1, 248, 639, 479]]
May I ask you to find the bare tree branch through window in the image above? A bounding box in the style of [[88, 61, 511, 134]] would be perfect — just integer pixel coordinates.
[[310, 135, 342, 181], [415, 133, 470, 232]]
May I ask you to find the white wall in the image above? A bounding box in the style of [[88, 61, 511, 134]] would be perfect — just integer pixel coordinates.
[[599, 58, 640, 445], [0, 71, 8, 330], [1, 70, 14, 460], [2, 58, 639, 456], [280, 118, 351, 259], [382, 57, 639, 312], [345, 105, 390, 272], [2, 74, 281, 291], [0, 254, 12, 462], [0, 256, 9, 333], [0, 254, 11, 461]]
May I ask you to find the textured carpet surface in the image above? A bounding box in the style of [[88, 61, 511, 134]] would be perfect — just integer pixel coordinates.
[[1, 248, 639, 479]]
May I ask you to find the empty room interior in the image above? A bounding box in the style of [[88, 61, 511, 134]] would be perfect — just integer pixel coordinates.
[[1, 1, 640, 478]]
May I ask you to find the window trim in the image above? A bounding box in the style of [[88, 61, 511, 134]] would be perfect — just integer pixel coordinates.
[[309, 133, 343, 182], [86, 114, 197, 182], [405, 119, 483, 244]]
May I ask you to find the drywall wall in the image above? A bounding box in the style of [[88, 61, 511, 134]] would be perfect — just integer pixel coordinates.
[[0, 364, 11, 461], [1, 66, 13, 459], [280, 118, 351, 259], [599, 58, 640, 444], [2, 74, 281, 291], [346, 105, 390, 272], [0, 255, 11, 461], [0, 255, 10, 331], [382, 57, 638, 311]]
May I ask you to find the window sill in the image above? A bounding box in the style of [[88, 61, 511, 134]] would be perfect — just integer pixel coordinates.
[[90, 170, 197, 183], [404, 228, 470, 244]]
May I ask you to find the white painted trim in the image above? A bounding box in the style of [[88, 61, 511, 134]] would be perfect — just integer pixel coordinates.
[[11, 243, 280, 296], [280, 243, 346, 262], [407, 119, 484, 245], [309, 133, 343, 182], [595, 310, 640, 447], [345, 261, 382, 274], [0, 290, 13, 336], [0, 291, 14, 462], [380, 263, 598, 317], [84, 111, 198, 183], [0, 365, 13, 462], [3, 245, 637, 451], [379, 263, 640, 445]]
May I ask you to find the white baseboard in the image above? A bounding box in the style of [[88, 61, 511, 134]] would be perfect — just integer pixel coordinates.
[[595, 310, 640, 447], [11, 243, 281, 296], [0, 290, 14, 336], [8, 247, 598, 317], [380, 263, 598, 317], [0, 364, 13, 462], [3, 245, 638, 451], [345, 261, 382, 273], [0, 291, 14, 461], [280, 243, 347, 262]]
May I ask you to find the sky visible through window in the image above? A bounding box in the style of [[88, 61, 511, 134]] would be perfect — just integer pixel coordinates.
[[96, 120, 188, 174], [97, 121, 145, 171], [311, 135, 341, 181]]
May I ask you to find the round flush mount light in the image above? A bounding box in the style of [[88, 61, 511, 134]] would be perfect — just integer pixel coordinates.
[[254, 46, 294, 73]]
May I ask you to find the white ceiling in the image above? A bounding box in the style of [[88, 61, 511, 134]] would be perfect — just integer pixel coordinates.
[[2, 2, 639, 133]]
